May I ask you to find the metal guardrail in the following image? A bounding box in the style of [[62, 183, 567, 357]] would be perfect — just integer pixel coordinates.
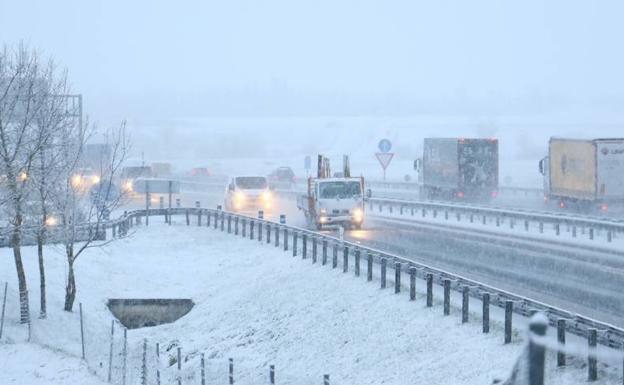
[[105, 207, 623, 350], [367, 197, 624, 241]]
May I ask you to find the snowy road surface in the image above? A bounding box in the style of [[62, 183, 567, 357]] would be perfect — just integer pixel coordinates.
[[1, 222, 621, 384]]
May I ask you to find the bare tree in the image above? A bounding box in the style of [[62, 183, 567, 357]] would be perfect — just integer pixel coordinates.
[[51, 121, 129, 312], [29, 70, 76, 319], [0, 44, 62, 323]]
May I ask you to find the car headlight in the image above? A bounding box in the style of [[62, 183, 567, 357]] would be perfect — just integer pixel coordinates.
[[352, 207, 363, 221]]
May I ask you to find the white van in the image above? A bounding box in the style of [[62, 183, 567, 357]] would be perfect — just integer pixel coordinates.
[[224, 176, 273, 213]]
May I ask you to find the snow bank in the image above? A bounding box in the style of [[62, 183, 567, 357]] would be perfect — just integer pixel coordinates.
[[0, 221, 621, 384]]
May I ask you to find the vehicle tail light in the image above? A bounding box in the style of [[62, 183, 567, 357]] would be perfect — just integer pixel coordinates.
[[456, 191, 464, 198], [559, 201, 566, 209], [601, 204, 609, 213], [491, 191, 498, 198]]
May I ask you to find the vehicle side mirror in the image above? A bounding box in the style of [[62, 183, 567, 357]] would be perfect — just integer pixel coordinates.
[[538, 159, 544, 175], [228, 184, 235, 192], [365, 189, 372, 198], [414, 159, 422, 171]]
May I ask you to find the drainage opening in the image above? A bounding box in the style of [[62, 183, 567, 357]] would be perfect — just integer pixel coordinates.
[[107, 299, 195, 329]]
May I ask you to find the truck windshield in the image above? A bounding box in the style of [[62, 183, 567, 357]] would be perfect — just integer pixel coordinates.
[[235, 177, 267, 189], [319, 181, 361, 199]]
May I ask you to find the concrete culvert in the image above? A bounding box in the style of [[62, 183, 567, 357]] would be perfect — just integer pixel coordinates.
[[107, 299, 195, 329]]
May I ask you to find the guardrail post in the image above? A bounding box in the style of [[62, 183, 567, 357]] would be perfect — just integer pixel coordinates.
[[258, 221, 263, 242], [409, 267, 416, 300], [607, 230, 612, 243], [456, 212, 461, 222], [539, 222, 544, 233], [176, 198, 181, 208], [555, 223, 560, 236], [292, 232, 298, 257], [355, 249, 360, 277], [275, 225, 279, 247], [220, 212, 225, 232], [389, 205, 393, 214], [422, 208, 426, 217], [482, 293, 490, 333], [302, 234, 307, 258], [482, 215, 486, 225], [379, 203, 382, 213], [572, 226, 577, 237], [267, 224, 271, 244], [496, 216, 500, 227], [444, 210, 448, 220], [525, 220, 529, 231], [323, 374, 330, 385], [270, 365, 275, 385], [426, 273, 433, 307], [443, 279, 450, 315], [242, 219, 247, 237], [589, 228, 594, 240], [588, 328, 597, 381], [284, 228, 289, 251], [250, 220, 255, 240], [213, 210, 218, 229], [380, 258, 387, 288], [400, 205, 403, 215], [469, 214, 474, 223], [311, 236, 317, 262], [504, 300, 513, 344], [197, 209, 202, 226], [343, 246, 349, 273], [462, 286, 469, 323], [557, 319, 566, 367], [394, 262, 401, 293], [509, 218, 514, 229], [112, 224, 117, 238], [529, 313, 548, 385], [227, 215, 232, 233], [332, 243, 338, 268], [322, 239, 327, 265], [367, 252, 373, 281], [410, 206, 414, 216], [433, 209, 437, 218]]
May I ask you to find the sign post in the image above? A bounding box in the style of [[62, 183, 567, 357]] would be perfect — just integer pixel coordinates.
[[375, 139, 394, 181]]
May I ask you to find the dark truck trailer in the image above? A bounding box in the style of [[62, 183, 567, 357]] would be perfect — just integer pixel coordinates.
[[539, 137, 624, 212], [417, 138, 499, 201]]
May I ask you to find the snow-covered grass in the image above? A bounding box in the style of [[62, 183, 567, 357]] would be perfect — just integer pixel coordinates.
[[0, 220, 622, 384]]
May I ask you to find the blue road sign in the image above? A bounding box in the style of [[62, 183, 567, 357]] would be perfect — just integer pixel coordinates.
[[378, 139, 392, 153]]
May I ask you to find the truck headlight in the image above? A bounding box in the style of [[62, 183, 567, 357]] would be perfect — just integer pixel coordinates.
[[262, 190, 272, 201], [235, 191, 246, 203], [353, 207, 363, 222]]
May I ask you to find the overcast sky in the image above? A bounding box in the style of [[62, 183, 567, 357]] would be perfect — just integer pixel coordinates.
[[2, 0, 623, 123]]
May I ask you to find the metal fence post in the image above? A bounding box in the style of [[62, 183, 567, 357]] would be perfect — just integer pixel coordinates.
[[394, 262, 401, 294], [312, 237, 318, 263], [270, 365, 275, 385], [250, 220, 255, 240], [324, 374, 330, 385], [443, 279, 450, 315], [322, 239, 327, 265], [229, 357, 234, 384], [292, 232, 298, 257], [332, 243, 338, 269], [426, 273, 433, 307], [557, 319, 566, 367], [284, 228, 289, 251], [380, 258, 387, 288], [343, 246, 349, 273], [367, 252, 373, 281], [482, 293, 490, 333], [79, 302, 85, 360], [505, 300, 513, 344], [528, 313, 548, 385], [355, 249, 361, 277], [409, 267, 416, 300], [275, 225, 280, 247], [267, 223, 271, 244], [242, 219, 247, 238], [461, 286, 469, 323], [588, 328, 598, 381]]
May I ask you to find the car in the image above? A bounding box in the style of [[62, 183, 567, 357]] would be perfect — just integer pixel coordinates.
[[268, 167, 295, 183], [224, 176, 273, 213]]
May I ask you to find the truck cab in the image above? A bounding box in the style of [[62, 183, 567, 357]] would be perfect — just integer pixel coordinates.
[[224, 176, 273, 213], [298, 177, 365, 230]]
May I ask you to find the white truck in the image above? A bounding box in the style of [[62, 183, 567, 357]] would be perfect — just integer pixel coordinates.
[[539, 137, 624, 212], [297, 155, 365, 230]]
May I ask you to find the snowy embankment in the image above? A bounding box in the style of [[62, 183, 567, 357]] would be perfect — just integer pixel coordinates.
[[0, 220, 621, 384]]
